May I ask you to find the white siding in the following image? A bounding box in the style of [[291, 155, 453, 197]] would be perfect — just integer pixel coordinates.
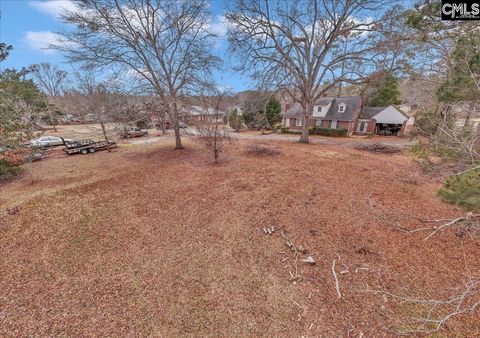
[[312, 102, 332, 117], [373, 106, 408, 124], [285, 118, 290, 127]]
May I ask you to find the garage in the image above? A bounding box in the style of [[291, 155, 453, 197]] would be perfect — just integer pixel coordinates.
[[362, 105, 408, 136]]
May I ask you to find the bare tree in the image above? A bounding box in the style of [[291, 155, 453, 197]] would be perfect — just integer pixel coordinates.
[[30, 63, 68, 132], [54, 0, 221, 150], [226, 0, 398, 143], [67, 69, 140, 151], [195, 89, 234, 163]]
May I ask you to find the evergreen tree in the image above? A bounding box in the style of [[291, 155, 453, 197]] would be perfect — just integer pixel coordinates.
[[265, 96, 282, 128], [437, 32, 480, 103], [367, 73, 401, 107], [229, 108, 244, 131], [0, 68, 45, 148]]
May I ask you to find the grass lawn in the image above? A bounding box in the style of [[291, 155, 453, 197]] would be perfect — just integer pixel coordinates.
[[1, 137, 478, 336]]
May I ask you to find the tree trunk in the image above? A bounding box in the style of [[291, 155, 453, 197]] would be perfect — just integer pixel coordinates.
[[100, 122, 111, 152], [299, 101, 311, 143], [44, 96, 57, 132], [172, 101, 183, 149], [161, 113, 166, 135]]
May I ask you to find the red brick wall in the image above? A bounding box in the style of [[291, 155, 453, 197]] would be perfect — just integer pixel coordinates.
[[353, 119, 376, 134], [288, 118, 354, 135]]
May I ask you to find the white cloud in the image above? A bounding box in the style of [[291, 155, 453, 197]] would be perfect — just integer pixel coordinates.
[[29, 0, 77, 18], [208, 15, 228, 36], [24, 31, 61, 54]]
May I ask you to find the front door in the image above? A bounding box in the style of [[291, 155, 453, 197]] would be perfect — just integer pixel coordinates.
[[357, 121, 367, 133]]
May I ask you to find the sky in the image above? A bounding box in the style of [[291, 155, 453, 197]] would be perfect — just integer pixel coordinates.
[[0, 0, 252, 92]]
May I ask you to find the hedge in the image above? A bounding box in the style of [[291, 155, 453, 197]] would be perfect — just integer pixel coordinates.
[[309, 126, 348, 137], [280, 126, 348, 136]]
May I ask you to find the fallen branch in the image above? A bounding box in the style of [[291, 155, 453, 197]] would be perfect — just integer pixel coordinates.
[[453, 165, 480, 176], [332, 259, 342, 299], [364, 276, 480, 335], [399, 213, 480, 239], [423, 213, 479, 240]]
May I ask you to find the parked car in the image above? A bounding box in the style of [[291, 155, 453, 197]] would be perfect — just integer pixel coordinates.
[[30, 136, 73, 148], [121, 127, 148, 138]]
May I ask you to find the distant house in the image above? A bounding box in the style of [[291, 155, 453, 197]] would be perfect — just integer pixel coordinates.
[[183, 105, 226, 124], [284, 96, 409, 136]]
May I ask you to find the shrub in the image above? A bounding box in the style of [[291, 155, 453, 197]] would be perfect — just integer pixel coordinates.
[[410, 141, 429, 159], [309, 126, 348, 137], [281, 128, 301, 134], [135, 118, 150, 129], [438, 168, 480, 212], [229, 108, 244, 131], [0, 159, 22, 181]]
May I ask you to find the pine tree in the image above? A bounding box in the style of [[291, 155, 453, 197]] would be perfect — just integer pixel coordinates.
[[367, 73, 401, 107], [437, 32, 480, 103], [265, 96, 282, 128]]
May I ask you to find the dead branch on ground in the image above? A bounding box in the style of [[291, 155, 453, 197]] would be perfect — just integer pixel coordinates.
[[332, 258, 342, 299], [365, 275, 480, 335], [400, 213, 480, 240]]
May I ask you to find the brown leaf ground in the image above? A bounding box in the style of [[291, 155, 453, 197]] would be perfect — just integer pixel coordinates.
[[0, 138, 479, 337]]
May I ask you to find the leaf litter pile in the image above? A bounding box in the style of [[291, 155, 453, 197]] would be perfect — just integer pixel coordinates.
[[0, 139, 479, 336]]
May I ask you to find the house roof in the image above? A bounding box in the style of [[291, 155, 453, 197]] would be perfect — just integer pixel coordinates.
[[360, 105, 409, 120], [324, 96, 362, 121], [315, 97, 334, 106], [359, 107, 384, 119], [285, 96, 362, 121], [184, 105, 225, 116], [285, 103, 303, 118]]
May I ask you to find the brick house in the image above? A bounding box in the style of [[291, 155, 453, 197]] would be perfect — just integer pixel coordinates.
[[284, 96, 409, 136], [183, 105, 225, 124], [284, 96, 363, 136]]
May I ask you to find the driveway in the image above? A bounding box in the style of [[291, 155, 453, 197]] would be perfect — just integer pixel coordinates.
[[233, 131, 415, 148]]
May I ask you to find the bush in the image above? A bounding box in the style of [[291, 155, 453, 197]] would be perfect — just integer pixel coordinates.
[[309, 126, 348, 137], [135, 118, 150, 129], [281, 127, 301, 134], [229, 108, 244, 131], [0, 159, 22, 181], [410, 141, 429, 159], [438, 168, 480, 212]]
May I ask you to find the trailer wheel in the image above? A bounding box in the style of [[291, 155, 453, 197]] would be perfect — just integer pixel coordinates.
[[80, 148, 88, 155], [88, 147, 96, 153]]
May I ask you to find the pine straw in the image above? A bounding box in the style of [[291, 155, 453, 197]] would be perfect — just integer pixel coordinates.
[[0, 139, 478, 336]]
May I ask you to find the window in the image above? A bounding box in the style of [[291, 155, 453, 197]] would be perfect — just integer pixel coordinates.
[[330, 120, 338, 129], [338, 104, 346, 113], [295, 118, 303, 127], [317, 106, 322, 113], [315, 119, 322, 126]]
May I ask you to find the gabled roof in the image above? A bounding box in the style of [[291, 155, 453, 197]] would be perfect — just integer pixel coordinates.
[[359, 107, 385, 119], [285, 103, 303, 118], [285, 96, 362, 121], [324, 96, 362, 121], [314, 97, 334, 106], [360, 105, 409, 121]]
